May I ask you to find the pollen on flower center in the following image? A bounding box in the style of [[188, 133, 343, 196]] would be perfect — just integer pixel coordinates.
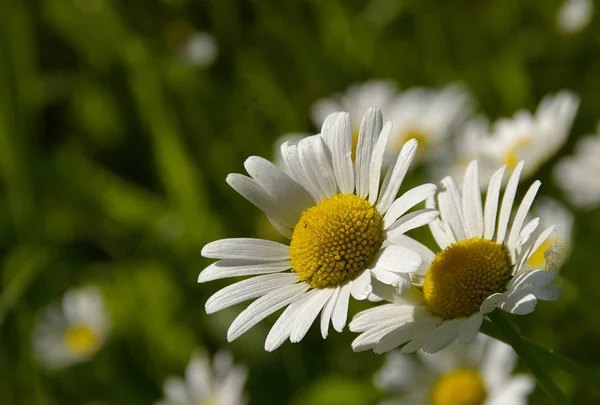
[[423, 237, 513, 319], [289, 194, 383, 289], [430, 368, 487, 405], [64, 325, 98, 356], [504, 137, 532, 169]]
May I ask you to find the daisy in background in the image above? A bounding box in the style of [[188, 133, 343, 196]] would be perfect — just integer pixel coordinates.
[[486, 91, 579, 181], [155, 350, 247, 405], [375, 335, 534, 405], [311, 82, 472, 165], [199, 108, 440, 351], [557, 0, 593, 34], [554, 123, 600, 208], [351, 160, 561, 354], [382, 85, 472, 166], [180, 31, 218, 67], [427, 117, 497, 188], [524, 198, 573, 272], [32, 286, 110, 369]]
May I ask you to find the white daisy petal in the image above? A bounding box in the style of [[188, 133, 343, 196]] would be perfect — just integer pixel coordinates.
[[321, 112, 354, 194], [227, 173, 296, 228], [244, 155, 314, 221], [501, 292, 538, 315], [355, 108, 383, 198], [383, 234, 435, 276], [462, 161, 484, 238], [298, 135, 337, 201], [496, 161, 525, 244], [227, 283, 309, 341], [377, 138, 418, 214], [383, 183, 438, 229], [201, 238, 290, 261], [368, 122, 392, 205], [480, 293, 504, 314], [290, 289, 333, 343], [385, 208, 439, 237], [320, 287, 340, 338], [331, 283, 353, 332], [370, 245, 423, 274], [280, 140, 307, 188], [422, 319, 464, 353], [267, 216, 293, 239], [457, 313, 483, 343], [265, 290, 316, 351], [350, 270, 372, 300], [205, 273, 298, 314], [438, 179, 467, 241], [483, 165, 506, 239], [507, 180, 541, 251], [198, 259, 291, 282]]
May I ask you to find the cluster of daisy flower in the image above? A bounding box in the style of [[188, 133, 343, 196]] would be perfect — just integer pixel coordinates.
[[197, 83, 591, 401]]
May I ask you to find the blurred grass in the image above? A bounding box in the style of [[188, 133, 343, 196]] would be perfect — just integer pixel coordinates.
[[1, 0, 600, 404]]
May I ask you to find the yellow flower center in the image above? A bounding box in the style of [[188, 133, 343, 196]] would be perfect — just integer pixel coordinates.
[[289, 194, 383, 289], [423, 238, 513, 319], [398, 130, 429, 156], [526, 239, 551, 269], [64, 325, 98, 356], [503, 137, 532, 169], [430, 368, 487, 405]]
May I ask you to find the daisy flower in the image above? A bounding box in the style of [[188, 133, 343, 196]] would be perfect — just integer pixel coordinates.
[[180, 32, 218, 67], [199, 108, 439, 351], [523, 198, 573, 272], [554, 124, 600, 208], [375, 335, 534, 405], [32, 286, 110, 369], [427, 117, 496, 188], [557, 0, 593, 34], [486, 91, 579, 180], [155, 350, 247, 405], [350, 161, 561, 354], [382, 85, 472, 165]]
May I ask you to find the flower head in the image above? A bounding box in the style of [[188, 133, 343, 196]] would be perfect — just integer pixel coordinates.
[[199, 108, 438, 351], [32, 286, 110, 369], [487, 92, 579, 179], [374, 335, 534, 405], [155, 350, 247, 405], [350, 161, 561, 354], [554, 123, 600, 208]]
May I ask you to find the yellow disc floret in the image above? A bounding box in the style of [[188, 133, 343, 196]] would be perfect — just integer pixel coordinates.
[[289, 194, 383, 289], [423, 237, 513, 319], [64, 324, 98, 356], [430, 368, 487, 405]]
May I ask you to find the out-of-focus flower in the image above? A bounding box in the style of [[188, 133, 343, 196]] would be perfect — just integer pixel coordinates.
[[383, 85, 472, 165], [155, 351, 247, 405], [311, 81, 398, 130], [351, 161, 561, 354], [486, 91, 579, 180], [557, 0, 593, 34], [181, 32, 218, 67], [554, 124, 600, 208], [311, 82, 472, 165], [32, 286, 110, 369], [427, 117, 496, 187], [374, 335, 534, 405], [524, 198, 574, 272], [199, 109, 438, 351]]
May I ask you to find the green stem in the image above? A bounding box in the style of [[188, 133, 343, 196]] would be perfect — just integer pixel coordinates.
[[487, 311, 571, 405], [481, 319, 600, 392]]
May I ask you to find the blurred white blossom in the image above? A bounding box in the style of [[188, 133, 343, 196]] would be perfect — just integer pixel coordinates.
[[557, 0, 593, 34], [32, 286, 110, 369]]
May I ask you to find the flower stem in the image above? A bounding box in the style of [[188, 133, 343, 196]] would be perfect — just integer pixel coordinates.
[[487, 311, 571, 405], [481, 318, 600, 392]]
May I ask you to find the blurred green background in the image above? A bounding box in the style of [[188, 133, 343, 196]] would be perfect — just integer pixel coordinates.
[[1, 0, 600, 404]]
